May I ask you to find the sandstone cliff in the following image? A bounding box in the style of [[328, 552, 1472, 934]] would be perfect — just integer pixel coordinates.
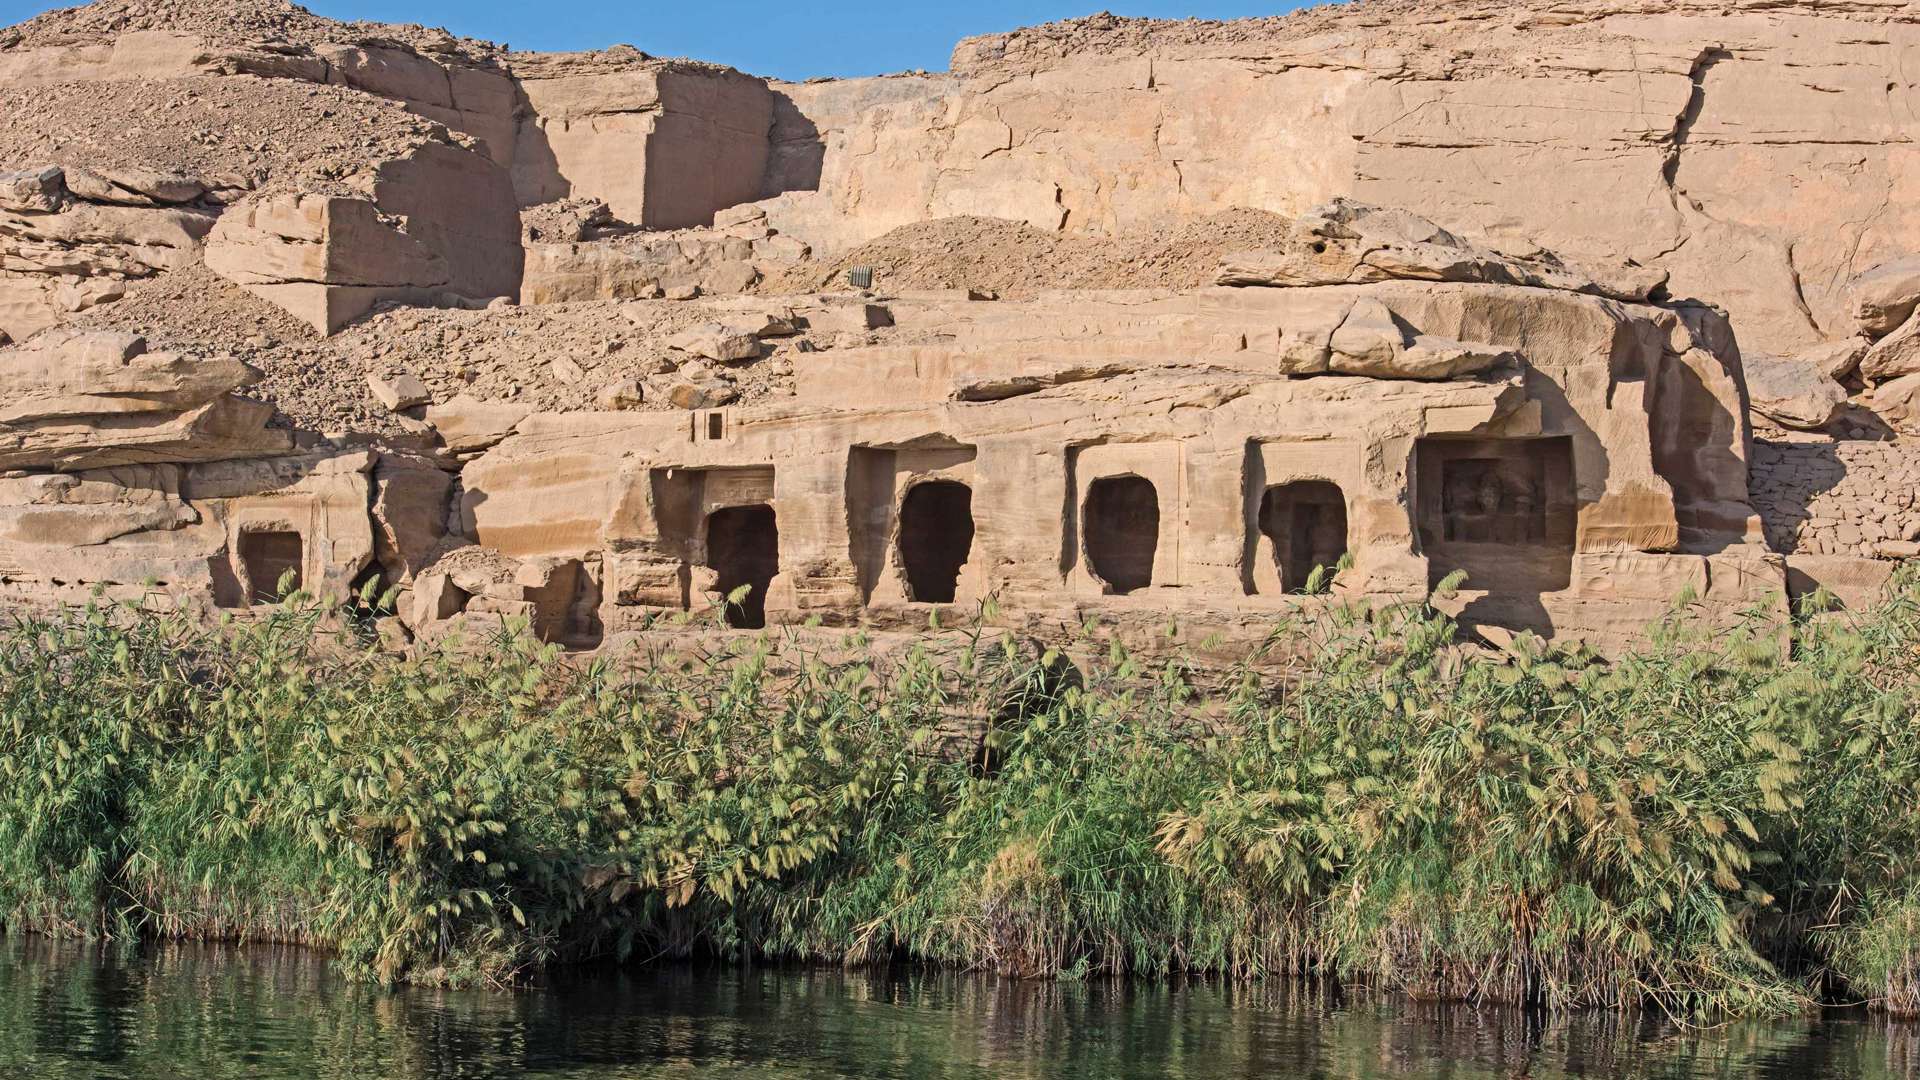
[[0, 0, 1914, 654]]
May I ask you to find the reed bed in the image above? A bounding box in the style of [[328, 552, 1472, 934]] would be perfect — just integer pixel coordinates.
[[2, 570, 1920, 1017]]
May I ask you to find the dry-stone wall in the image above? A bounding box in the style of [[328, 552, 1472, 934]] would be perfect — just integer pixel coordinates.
[[1751, 437, 1920, 556]]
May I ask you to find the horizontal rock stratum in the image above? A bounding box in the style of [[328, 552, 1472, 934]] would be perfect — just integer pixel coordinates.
[[0, 0, 1916, 653]]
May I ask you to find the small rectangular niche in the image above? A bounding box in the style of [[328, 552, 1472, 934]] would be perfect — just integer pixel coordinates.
[[1243, 439, 1362, 597], [692, 409, 730, 443], [1414, 436, 1576, 592]]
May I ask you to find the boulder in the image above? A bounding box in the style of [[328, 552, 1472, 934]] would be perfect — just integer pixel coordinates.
[[1744, 353, 1848, 430], [0, 166, 65, 213], [367, 369, 431, 411], [596, 380, 645, 410], [1860, 312, 1920, 383], [1870, 371, 1920, 434], [666, 322, 766, 363], [662, 377, 739, 410], [1851, 255, 1920, 339]]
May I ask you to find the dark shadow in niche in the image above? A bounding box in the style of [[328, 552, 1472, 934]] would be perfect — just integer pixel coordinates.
[[846, 447, 894, 603], [898, 480, 974, 603], [1459, 592, 1557, 641], [1260, 480, 1349, 593], [237, 530, 303, 605], [706, 504, 779, 629], [209, 554, 245, 609], [1084, 476, 1159, 595], [525, 558, 604, 650]]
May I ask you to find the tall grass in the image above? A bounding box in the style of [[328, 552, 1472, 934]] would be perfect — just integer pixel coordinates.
[[2, 569, 1920, 1016]]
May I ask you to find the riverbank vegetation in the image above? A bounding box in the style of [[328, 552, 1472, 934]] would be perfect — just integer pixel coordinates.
[[3, 570, 1920, 1018]]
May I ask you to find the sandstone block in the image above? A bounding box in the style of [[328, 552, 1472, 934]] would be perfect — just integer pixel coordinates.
[[513, 62, 774, 229], [405, 572, 469, 628], [1860, 311, 1920, 383], [205, 142, 519, 334], [1320, 296, 1515, 379], [1871, 371, 1920, 434], [666, 322, 766, 363], [801, 302, 892, 333], [424, 395, 533, 454], [1744, 353, 1847, 430], [597, 380, 645, 410], [1851, 255, 1920, 339], [0, 331, 261, 424], [367, 370, 431, 412], [0, 465, 195, 547], [371, 454, 453, 579], [1797, 338, 1871, 382]]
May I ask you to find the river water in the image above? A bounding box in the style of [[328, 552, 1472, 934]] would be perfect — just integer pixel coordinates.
[[0, 936, 1915, 1079]]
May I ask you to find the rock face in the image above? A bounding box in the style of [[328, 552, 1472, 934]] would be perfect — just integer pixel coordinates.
[[756, 1, 1920, 363], [2, 0, 1918, 656]]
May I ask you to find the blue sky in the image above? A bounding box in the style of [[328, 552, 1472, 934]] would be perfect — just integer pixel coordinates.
[[0, 1, 1321, 80]]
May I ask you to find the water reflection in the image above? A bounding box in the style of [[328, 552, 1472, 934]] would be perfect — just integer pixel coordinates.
[[0, 935, 1914, 1078]]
